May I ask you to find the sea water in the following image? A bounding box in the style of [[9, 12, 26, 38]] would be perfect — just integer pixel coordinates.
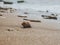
[[1, 0, 60, 22]]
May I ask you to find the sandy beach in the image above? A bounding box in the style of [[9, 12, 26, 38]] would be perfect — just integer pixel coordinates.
[[0, 8, 60, 45]]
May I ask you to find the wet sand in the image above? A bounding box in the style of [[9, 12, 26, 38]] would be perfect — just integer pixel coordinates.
[[0, 9, 60, 45]]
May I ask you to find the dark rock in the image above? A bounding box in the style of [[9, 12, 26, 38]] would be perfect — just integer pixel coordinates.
[[18, 15, 27, 18], [17, 1, 24, 3], [4, 1, 13, 4], [41, 15, 57, 20], [7, 29, 11, 31], [0, 14, 2, 16], [41, 15, 45, 17], [47, 16, 57, 20], [22, 22, 31, 28]]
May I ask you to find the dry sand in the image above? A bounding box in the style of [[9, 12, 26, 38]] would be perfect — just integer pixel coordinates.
[[0, 10, 60, 45]]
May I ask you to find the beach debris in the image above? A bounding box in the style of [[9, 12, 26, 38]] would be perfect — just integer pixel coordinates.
[[18, 15, 27, 18], [41, 15, 57, 20], [23, 19, 41, 22], [21, 21, 31, 28]]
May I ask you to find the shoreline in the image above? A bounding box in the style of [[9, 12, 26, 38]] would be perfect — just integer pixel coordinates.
[[0, 7, 60, 45]]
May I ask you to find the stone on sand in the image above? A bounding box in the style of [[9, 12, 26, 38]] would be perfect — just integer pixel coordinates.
[[22, 22, 31, 28], [0, 14, 2, 16]]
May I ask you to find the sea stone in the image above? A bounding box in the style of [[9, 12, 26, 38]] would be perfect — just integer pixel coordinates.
[[22, 22, 31, 28]]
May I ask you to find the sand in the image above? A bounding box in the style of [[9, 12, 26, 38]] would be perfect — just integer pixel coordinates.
[[0, 9, 60, 45]]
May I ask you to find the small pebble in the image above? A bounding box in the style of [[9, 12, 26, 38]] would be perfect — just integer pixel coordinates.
[[7, 29, 13, 31]]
